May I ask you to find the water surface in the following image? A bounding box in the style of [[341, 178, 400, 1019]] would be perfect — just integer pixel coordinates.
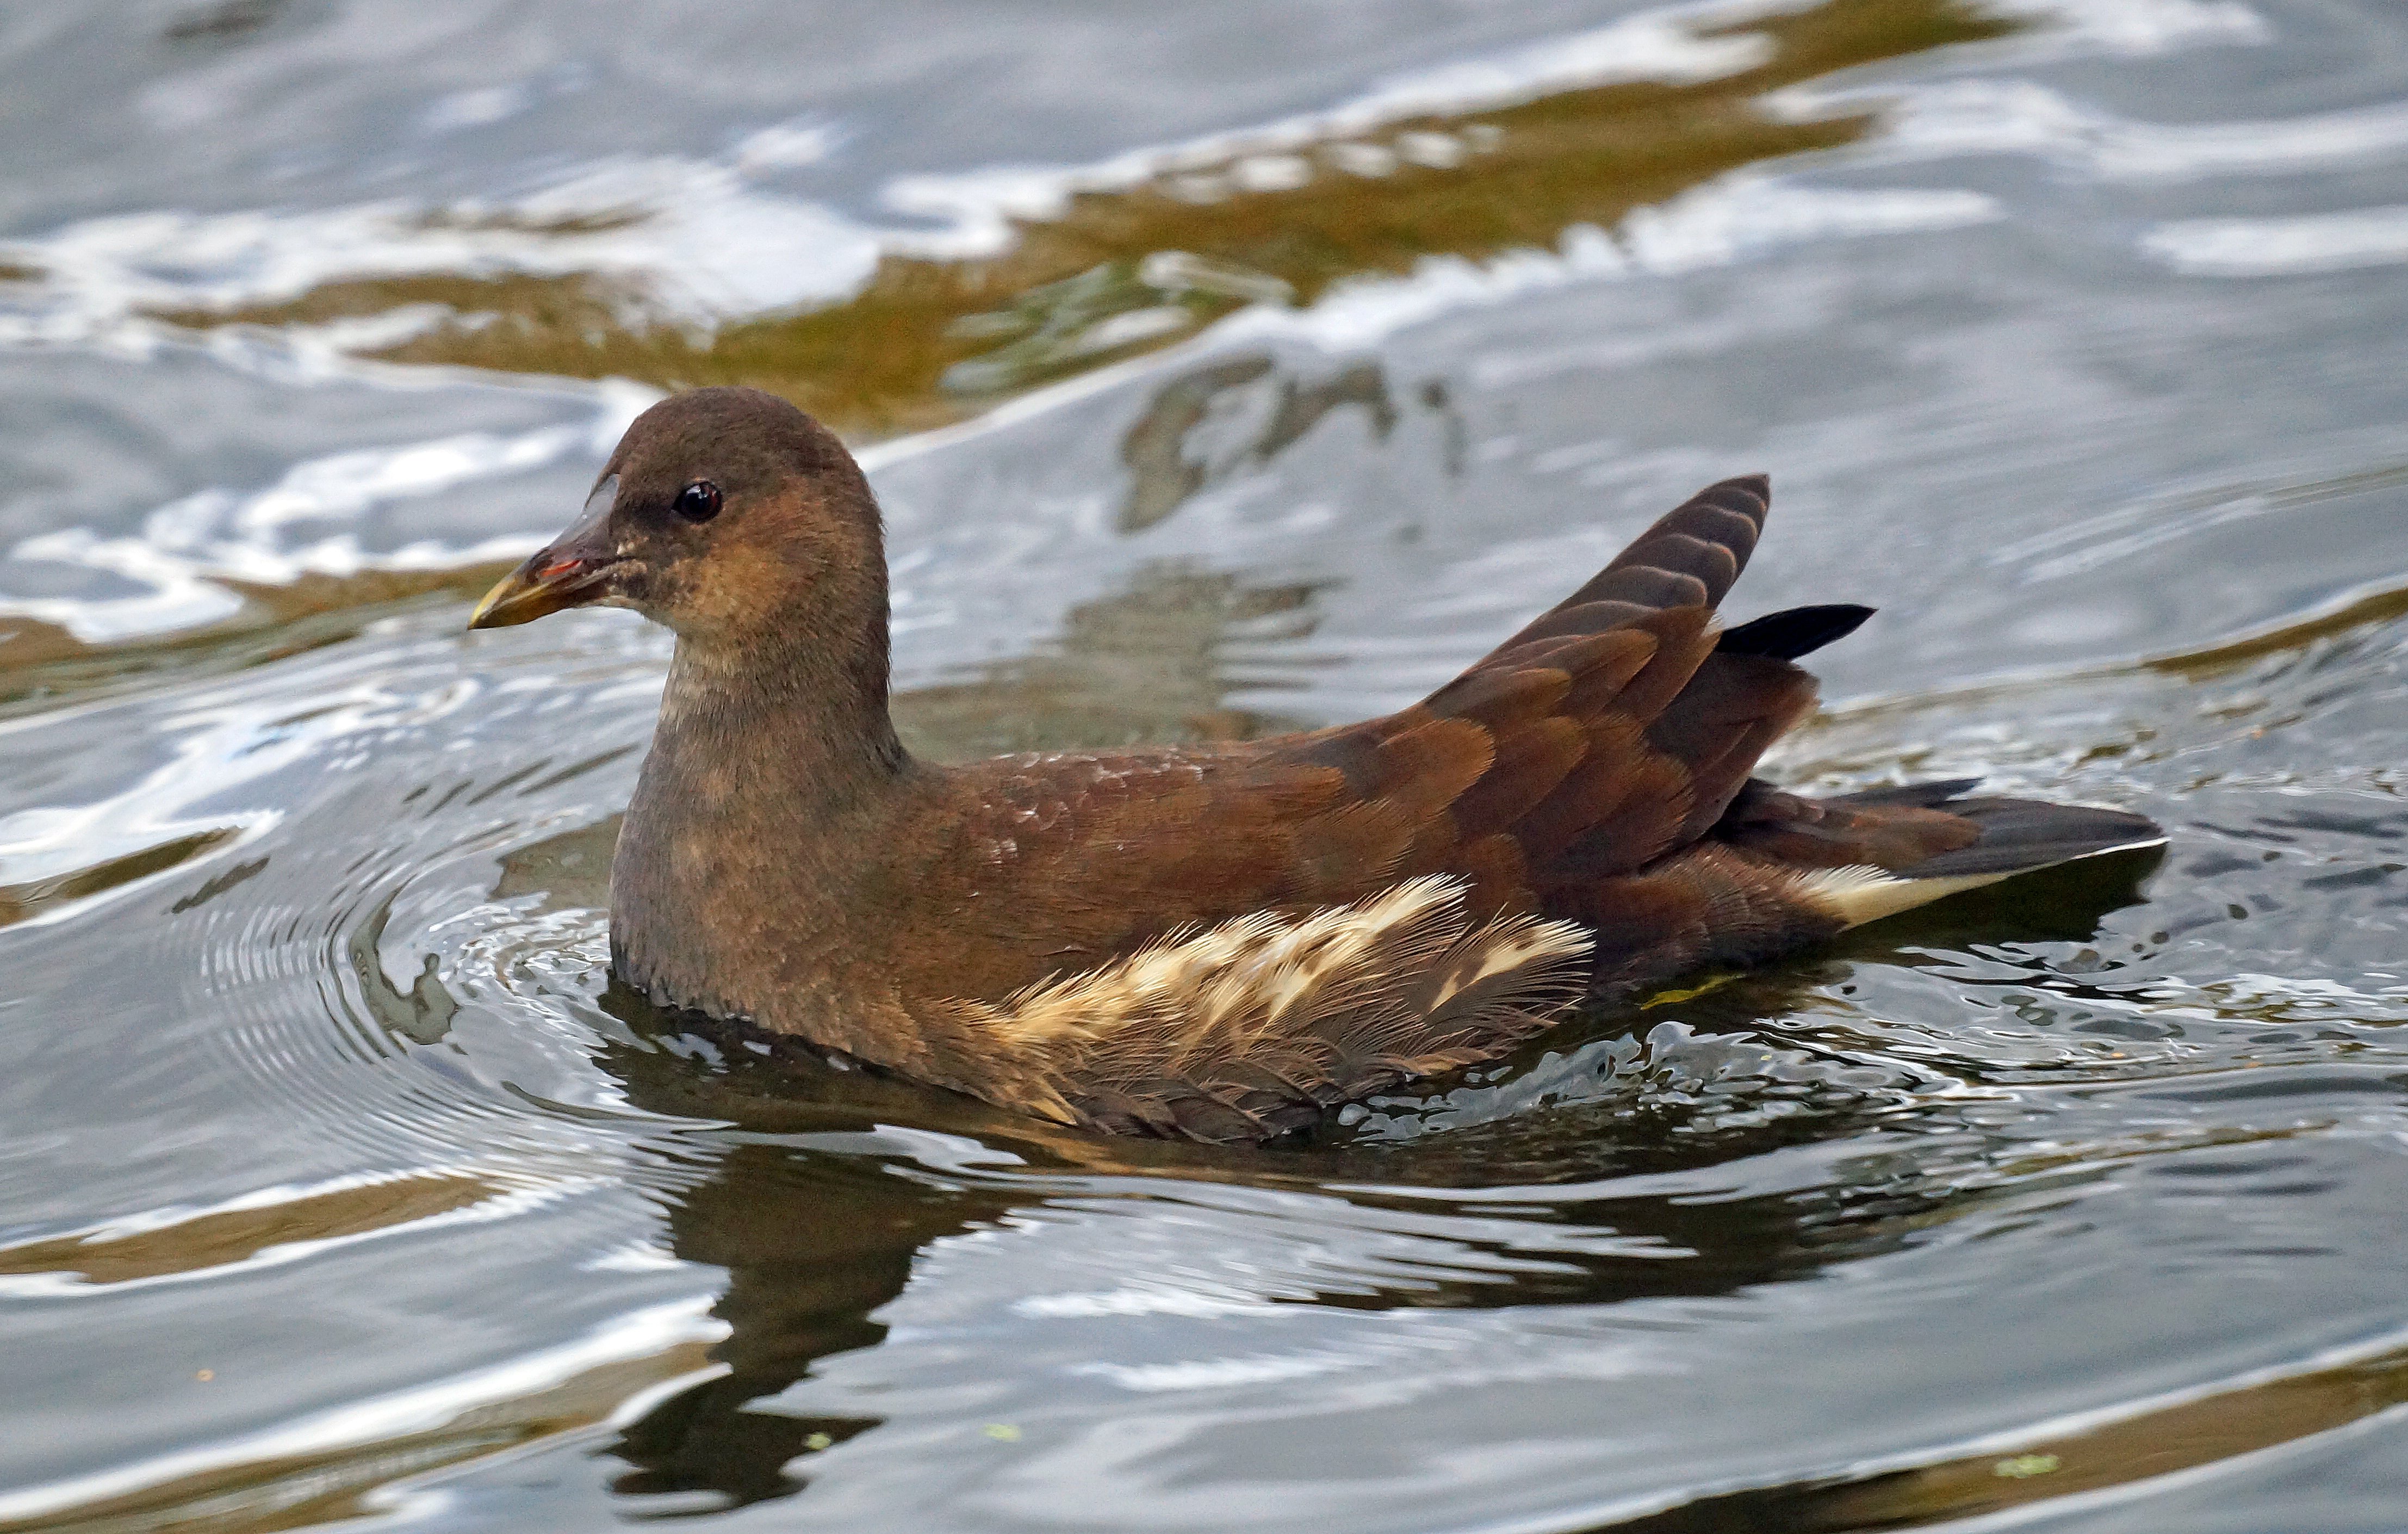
[[3, 2, 2406, 1530]]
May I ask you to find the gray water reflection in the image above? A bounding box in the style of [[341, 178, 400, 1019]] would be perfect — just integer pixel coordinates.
[[5, 1, 2408, 1531]]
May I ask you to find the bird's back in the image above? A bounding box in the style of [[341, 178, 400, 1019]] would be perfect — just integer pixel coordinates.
[[850, 477, 2155, 1139]]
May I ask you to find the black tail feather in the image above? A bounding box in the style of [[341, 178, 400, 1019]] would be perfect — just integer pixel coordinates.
[[1904, 796, 2163, 879], [1717, 604, 1874, 661]]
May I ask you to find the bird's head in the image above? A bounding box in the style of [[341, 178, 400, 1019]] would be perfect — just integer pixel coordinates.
[[469, 387, 884, 652]]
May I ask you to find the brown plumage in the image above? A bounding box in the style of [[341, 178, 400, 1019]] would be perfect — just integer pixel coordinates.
[[470, 387, 2163, 1141]]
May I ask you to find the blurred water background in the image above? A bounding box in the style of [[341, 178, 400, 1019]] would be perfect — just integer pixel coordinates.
[[3, 1, 2406, 1529]]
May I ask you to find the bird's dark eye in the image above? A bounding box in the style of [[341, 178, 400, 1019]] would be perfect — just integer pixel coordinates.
[[672, 480, 723, 523]]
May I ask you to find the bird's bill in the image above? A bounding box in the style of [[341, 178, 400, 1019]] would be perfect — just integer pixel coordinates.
[[467, 543, 620, 629], [468, 477, 620, 630]]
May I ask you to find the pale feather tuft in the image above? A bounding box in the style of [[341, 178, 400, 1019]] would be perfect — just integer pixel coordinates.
[[1789, 863, 2013, 927], [951, 876, 1593, 1127]]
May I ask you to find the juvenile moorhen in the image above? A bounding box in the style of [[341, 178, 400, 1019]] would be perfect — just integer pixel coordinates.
[[471, 387, 2161, 1141]]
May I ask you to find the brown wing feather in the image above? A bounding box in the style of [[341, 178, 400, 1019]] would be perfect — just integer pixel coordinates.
[[893, 475, 1948, 1137], [1262, 474, 1801, 900], [1644, 651, 1820, 843], [1712, 778, 1981, 870], [1487, 474, 1766, 653]]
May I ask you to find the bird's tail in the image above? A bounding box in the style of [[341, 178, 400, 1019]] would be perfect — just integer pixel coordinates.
[[1727, 777, 2165, 928]]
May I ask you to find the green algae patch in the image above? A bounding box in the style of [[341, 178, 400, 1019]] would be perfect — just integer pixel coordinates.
[[150, 0, 2016, 438]]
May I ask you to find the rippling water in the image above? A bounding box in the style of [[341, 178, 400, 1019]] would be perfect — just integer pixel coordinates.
[[4, 2, 2406, 1530]]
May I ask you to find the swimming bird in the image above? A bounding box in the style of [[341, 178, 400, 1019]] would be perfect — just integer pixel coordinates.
[[470, 386, 2162, 1141]]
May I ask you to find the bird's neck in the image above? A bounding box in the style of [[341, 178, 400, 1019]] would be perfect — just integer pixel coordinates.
[[652, 620, 908, 802], [611, 610, 916, 1015]]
